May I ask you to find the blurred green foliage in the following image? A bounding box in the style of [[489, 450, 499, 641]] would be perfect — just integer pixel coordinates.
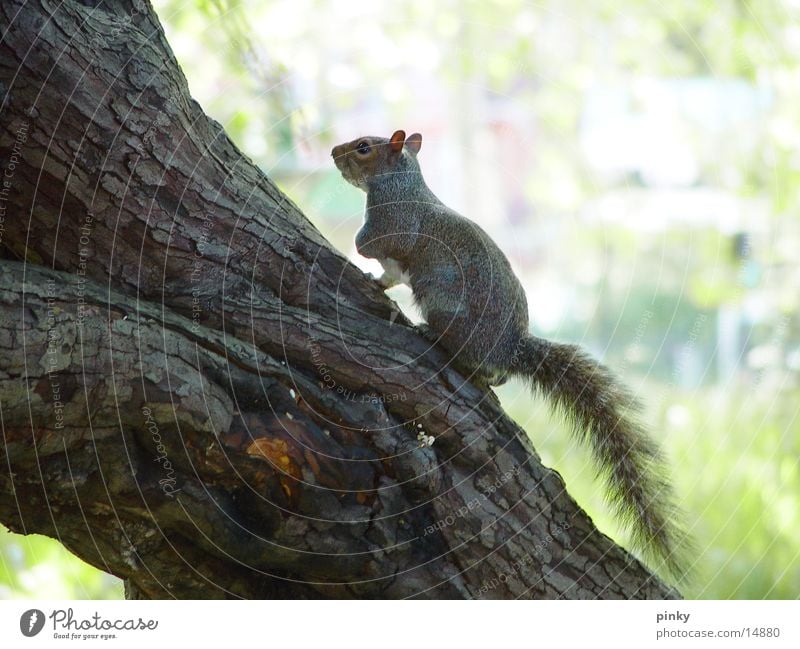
[[3, 0, 798, 599], [499, 380, 800, 598], [0, 526, 122, 599]]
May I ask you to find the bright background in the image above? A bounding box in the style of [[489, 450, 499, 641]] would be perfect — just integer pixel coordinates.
[[3, 0, 799, 599]]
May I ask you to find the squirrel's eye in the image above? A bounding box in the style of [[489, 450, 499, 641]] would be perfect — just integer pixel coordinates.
[[356, 141, 371, 155]]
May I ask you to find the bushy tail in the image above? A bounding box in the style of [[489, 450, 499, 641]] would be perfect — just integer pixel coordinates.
[[514, 335, 691, 582]]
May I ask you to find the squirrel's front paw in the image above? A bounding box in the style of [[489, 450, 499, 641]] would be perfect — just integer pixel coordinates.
[[368, 272, 393, 290]]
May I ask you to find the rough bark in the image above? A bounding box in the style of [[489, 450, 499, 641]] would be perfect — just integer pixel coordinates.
[[0, 0, 678, 598]]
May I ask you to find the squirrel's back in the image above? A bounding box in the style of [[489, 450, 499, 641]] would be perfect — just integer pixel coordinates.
[[409, 206, 529, 375]]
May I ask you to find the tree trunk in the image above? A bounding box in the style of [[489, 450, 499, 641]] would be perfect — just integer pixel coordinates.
[[0, 0, 678, 598]]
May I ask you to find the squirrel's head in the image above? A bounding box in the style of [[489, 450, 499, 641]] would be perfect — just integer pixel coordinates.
[[331, 129, 422, 191]]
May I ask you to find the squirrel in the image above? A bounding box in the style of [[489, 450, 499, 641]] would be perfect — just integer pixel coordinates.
[[331, 129, 690, 581]]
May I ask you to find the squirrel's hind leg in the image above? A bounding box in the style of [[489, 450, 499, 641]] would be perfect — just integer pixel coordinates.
[[417, 322, 507, 390]]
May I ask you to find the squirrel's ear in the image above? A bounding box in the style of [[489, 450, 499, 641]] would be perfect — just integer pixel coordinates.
[[405, 133, 422, 155], [389, 130, 406, 153]]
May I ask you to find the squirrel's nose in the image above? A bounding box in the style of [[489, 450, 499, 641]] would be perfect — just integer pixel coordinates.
[[331, 144, 342, 159]]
